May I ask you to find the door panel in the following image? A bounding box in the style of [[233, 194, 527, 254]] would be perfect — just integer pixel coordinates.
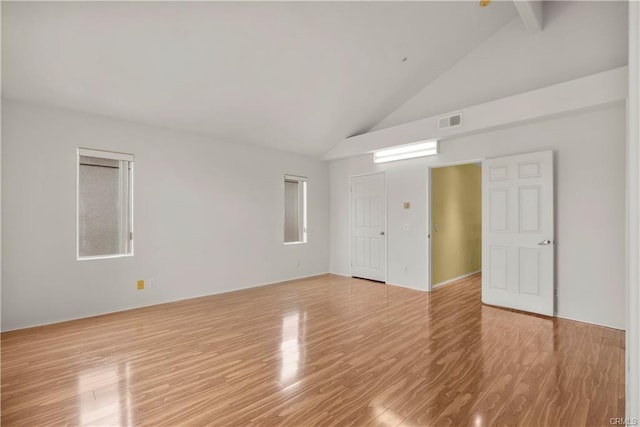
[[518, 248, 540, 295], [355, 238, 366, 267], [519, 186, 540, 232], [351, 173, 386, 282], [482, 151, 554, 316], [489, 188, 508, 231]]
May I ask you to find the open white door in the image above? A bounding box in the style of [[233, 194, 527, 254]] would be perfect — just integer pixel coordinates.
[[482, 150, 554, 316], [351, 173, 386, 282]]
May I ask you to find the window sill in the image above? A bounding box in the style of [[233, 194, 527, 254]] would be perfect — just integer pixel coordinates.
[[77, 253, 134, 261]]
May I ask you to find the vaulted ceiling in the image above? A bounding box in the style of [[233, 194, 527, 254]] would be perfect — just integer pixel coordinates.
[[2, 1, 517, 156]]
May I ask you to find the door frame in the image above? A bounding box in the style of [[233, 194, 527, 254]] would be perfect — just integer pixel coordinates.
[[426, 158, 485, 292], [349, 172, 388, 283]]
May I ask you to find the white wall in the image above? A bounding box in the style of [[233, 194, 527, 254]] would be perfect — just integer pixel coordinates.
[[626, 0, 640, 418], [330, 104, 626, 330], [1, 100, 330, 331], [332, 158, 429, 291], [373, 1, 628, 131]]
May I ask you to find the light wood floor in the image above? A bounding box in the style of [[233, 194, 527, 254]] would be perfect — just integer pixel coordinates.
[[1, 273, 625, 426]]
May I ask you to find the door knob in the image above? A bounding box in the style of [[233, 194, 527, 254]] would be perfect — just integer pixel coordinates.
[[538, 240, 553, 246], [380, 231, 385, 236]]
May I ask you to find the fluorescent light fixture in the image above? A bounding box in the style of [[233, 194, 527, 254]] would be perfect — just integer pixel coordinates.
[[373, 140, 439, 163]]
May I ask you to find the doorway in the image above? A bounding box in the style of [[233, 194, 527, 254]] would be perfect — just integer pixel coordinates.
[[426, 151, 555, 317], [428, 163, 482, 290]]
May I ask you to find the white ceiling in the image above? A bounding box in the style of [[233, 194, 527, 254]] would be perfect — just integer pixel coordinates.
[[2, 1, 517, 156]]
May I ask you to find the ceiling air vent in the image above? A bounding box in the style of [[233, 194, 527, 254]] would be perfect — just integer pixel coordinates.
[[438, 112, 463, 130]]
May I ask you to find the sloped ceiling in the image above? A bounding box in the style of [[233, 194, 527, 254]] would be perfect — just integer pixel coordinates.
[[2, 1, 517, 156], [372, 1, 629, 132]]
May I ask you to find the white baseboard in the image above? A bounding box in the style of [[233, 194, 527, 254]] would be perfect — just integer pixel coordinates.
[[433, 270, 481, 289], [555, 314, 625, 331]]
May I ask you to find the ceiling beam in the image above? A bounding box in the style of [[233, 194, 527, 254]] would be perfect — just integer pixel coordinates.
[[513, 1, 544, 33], [322, 67, 627, 161]]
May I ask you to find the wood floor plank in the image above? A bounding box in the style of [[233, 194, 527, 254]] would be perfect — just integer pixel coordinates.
[[618, 331, 626, 419], [1, 273, 624, 426]]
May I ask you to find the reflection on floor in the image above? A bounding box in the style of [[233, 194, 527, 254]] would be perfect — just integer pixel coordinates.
[[1, 273, 625, 426]]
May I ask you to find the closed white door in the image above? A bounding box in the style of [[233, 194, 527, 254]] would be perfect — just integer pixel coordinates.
[[351, 173, 386, 282], [482, 151, 554, 316]]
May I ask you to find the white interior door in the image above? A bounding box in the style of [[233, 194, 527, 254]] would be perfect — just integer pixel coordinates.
[[482, 150, 555, 316], [351, 173, 386, 282]]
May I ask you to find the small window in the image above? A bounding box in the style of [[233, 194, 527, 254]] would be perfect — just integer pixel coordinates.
[[78, 148, 134, 259], [284, 175, 307, 244]]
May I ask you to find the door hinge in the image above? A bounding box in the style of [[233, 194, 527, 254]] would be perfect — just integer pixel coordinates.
[[129, 231, 134, 240]]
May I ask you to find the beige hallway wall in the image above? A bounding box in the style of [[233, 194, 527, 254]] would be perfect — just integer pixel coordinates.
[[431, 164, 481, 285]]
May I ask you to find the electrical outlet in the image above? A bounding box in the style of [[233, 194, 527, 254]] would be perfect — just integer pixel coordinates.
[[137, 280, 144, 290], [149, 278, 155, 288]]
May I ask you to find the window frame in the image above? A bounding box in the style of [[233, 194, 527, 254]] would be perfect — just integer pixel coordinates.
[[283, 174, 307, 245], [77, 148, 135, 261]]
